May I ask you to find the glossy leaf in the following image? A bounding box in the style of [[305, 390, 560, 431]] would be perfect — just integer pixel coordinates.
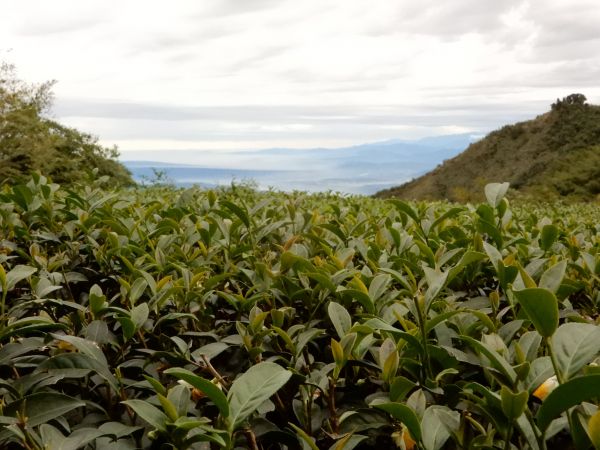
[[552, 323, 600, 380], [421, 405, 460, 450], [484, 182, 510, 208], [513, 288, 559, 337], [4, 393, 84, 427], [371, 401, 422, 442], [164, 368, 229, 418], [227, 362, 291, 430], [122, 400, 169, 431], [328, 302, 352, 338], [537, 374, 600, 431]]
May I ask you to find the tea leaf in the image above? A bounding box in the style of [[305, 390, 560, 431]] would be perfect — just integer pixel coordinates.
[[227, 362, 291, 430], [122, 400, 169, 432], [552, 323, 600, 380], [164, 368, 229, 418], [513, 288, 559, 337], [371, 401, 422, 442], [328, 302, 352, 338], [537, 374, 600, 431], [4, 393, 84, 427]]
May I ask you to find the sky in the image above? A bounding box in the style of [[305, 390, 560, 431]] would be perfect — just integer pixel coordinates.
[[2, 0, 600, 160]]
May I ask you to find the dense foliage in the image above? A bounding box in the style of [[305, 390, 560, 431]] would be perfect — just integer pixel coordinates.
[[377, 94, 600, 202], [0, 62, 132, 186], [1, 177, 600, 449]]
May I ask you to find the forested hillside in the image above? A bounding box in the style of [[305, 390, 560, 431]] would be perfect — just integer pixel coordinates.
[[0, 61, 132, 185], [377, 94, 600, 202]]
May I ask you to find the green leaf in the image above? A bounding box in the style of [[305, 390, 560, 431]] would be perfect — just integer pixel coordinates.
[[484, 182, 510, 207], [0, 338, 43, 366], [371, 401, 422, 442], [164, 367, 229, 417], [167, 384, 191, 418], [513, 288, 559, 337], [289, 422, 320, 450], [539, 260, 567, 294], [425, 309, 494, 335], [37, 352, 119, 392], [0, 264, 6, 293], [227, 362, 291, 431], [363, 318, 423, 353], [389, 199, 420, 224], [143, 374, 167, 396], [423, 267, 448, 308], [306, 272, 336, 292], [483, 241, 503, 271], [157, 394, 178, 422], [500, 386, 528, 420], [340, 289, 375, 314], [131, 303, 149, 329], [51, 333, 107, 364], [328, 302, 352, 338], [331, 339, 345, 378], [540, 224, 559, 251], [85, 320, 111, 344], [3, 265, 37, 291], [390, 376, 416, 402], [421, 405, 460, 450], [447, 251, 486, 284], [117, 316, 136, 340], [98, 421, 143, 438], [88, 284, 106, 316], [271, 326, 295, 353], [1, 317, 67, 341], [459, 335, 517, 384], [368, 274, 391, 302], [588, 411, 600, 450], [122, 399, 169, 432], [537, 374, 600, 431], [129, 277, 148, 304], [382, 350, 399, 384], [552, 323, 600, 380], [39, 424, 104, 450], [328, 433, 368, 450], [221, 200, 250, 227], [431, 207, 465, 230], [517, 264, 537, 289], [4, 393, 84, 427]]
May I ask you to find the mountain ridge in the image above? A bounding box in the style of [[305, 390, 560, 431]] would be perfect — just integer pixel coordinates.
[[375, 94, 600, 202], [121, 133, 477, 194]]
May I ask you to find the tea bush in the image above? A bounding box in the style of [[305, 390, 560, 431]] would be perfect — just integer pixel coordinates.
[[1, 176, 600, 449]]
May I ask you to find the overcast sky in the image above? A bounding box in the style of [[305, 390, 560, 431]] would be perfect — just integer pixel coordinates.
[[2, 0, 600, 159]]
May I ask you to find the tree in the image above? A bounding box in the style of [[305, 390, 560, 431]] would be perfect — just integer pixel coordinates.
[[0, 61, 133, 185], [551, 93, 588, 111]]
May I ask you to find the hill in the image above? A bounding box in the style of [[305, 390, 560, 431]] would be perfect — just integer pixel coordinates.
[[376, 94, 600, 201], [0, 61, 132, 186]]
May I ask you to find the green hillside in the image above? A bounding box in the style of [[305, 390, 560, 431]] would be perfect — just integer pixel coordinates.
[[0, 61, 132, 186], [376, 94, 600, 201]]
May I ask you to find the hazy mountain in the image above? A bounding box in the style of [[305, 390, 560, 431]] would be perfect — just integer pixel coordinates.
[[376, 94, 600, 201], [123, 133, 475, 194]]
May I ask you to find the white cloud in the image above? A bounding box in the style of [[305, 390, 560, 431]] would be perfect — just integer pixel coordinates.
[[2, 0, 600, 154]]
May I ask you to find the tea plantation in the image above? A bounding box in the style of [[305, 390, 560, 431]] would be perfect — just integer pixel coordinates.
[[1, 175, 600, 449]]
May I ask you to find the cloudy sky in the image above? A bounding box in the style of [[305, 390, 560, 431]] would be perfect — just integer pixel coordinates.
[[2, 0, 600, 160]]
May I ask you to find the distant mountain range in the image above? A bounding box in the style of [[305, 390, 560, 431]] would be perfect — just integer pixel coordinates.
[[122, 133, 477, 194], [376, 94, 600, 201]]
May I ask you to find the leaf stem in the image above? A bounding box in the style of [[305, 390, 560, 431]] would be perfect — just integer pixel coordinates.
[[199, 354, 229, 390], [545, 337, 564, 384], [327, 377, 339, 433]]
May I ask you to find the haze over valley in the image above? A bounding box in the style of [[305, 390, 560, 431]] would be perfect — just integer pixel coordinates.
[[122, 133, 476, 193]]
